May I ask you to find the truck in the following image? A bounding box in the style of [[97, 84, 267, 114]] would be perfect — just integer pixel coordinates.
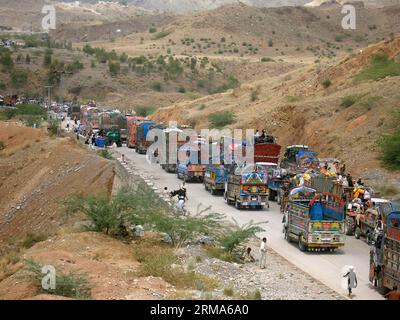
[[254, 135, 281, 164], [224, 164, 269, 210], [204, 165, 227, 195], [280, 145, 319, 174], [176, 138, 207, 182], [127, 116, 145, 148], [135, 120, 156, 154], [284, 188, 346, 252], [70, 105, 81, 121], [369, 210, 400, 294], [255, 162, 288, 202], [161, 127, 186, 173]]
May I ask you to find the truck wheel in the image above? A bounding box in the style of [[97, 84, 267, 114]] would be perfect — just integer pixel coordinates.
[[345, 216, 355, 236], [298, 236, 306, 252], [355, 227, 361, 239], [268, 190, 276, 201], [377, 276, 389, 295], [235, 199, 241, 210], [210, 188, 216, 195]]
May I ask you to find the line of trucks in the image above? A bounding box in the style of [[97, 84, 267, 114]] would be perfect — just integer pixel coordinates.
[[70, 106, 399, 294]]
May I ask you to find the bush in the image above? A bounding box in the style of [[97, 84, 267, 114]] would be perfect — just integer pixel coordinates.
[[22, 233, 48, 249], [11, 70, 28, 87], [23, 115, 42, 128], [340, 95, 359, 108], [261, 57, 274, 62], [48, 119, 58, 136], [208, 111, 236, 128], [0, 141, 5, 151], [356, 53, 400, 81], [217, 220, 264, 255], [0, 50, 13, 69], [379, 129, 400, 170], [251, 88, 260, 102], [287, 96, 302, 103], [177, 86, 186, 93], [150, 81, 162, 91], [97, 149, 113, 160], [322, 79, 331, 88], [109, 61, 120, 76], [135, 106, 156, 117], [149, 26, 157, 33], [223, 285, 234, 297], [152, 30, 171, 40], [22, 260, 91, 299]]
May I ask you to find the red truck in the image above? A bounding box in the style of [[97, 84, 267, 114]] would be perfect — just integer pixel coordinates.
[[126, 116, 145, 148], [254, 135, 281, 164]]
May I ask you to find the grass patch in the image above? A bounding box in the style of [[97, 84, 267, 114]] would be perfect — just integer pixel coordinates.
[[240, 288, 262, 300], [203, 245, 238, 263], [22, 233, 48, 249], [261, 57, 274, 62], [22, 260, 91, 299], [208, 111, 236, 128], [359, 96, 383, 109], [340, 95, 360, 108], [185, 91, 202, 100], [322, 79, 331, 88], [152, 30, 171, 40], [135, 105, 156, 117], [223, 284, 235, 297], [355, 53, 400, 81], [134, 238, 218, 290], [97, 149, 113, 160], [287, 96, 303, 103], [379, 129, 400, 170]]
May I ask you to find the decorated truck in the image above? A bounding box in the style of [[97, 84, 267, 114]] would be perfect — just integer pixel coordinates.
[[98, 111, 126, 147], [127, 116, 145, 148], [280, 145, 319, 174], [255, 162, 288, 202], [135, 120, 156, 154], [176, 138, 207, 182], [284, 188, 346, 252], [224, 164, 269, 210], [254, 135, 281, 164], [369, 211, 400, 294], [204, 165, 227, 195]]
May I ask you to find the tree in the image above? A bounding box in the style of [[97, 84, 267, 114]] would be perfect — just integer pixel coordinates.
[[0, 51, 14, 70], [25, 54, 31, 64], [109, 61, 120, 76]]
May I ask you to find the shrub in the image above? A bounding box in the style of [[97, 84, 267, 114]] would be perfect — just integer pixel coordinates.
[[152, 30, 171, 40], [208, 111, 236, 128], [22, 233, 48, 248], [22, 260, 91, 299], [340, 95, 359, 108], [356, 53, 400, 81], [287, 96, 302, 103], [108, 61, 120, 76], [251, 88, 260, 102], [223, 285, 234, 297], [0, 50, 13, 69], [217, 220, 264, 255], [198, 104, 206, 111], [48, 119, 58, 136], [134, 106, 156, 117], [150, 81, 162, 91], [23, 115, 42, 128], [261, 57, 274, 62], [97, 149, 113, 160], [322, 79, 331, 88], [379, 129, 400, 170], [0, 141, 5, 151], [177, 86, 186, 93], [11, 70, 28, 87], [149, 26, 157, 33]]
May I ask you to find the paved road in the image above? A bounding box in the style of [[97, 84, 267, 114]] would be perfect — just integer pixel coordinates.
[[118, 146, 383, 300]]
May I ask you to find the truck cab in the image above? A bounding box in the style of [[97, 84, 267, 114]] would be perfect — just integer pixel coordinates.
[[176, 138, 207, 182], [204, 165, 227, 195], [135, 120, 156, 154]]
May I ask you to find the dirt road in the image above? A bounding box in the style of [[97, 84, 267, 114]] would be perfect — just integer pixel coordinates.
[[117, 146, 383, 300]]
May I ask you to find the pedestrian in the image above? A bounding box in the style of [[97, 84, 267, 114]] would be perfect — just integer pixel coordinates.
[[346, 173, 354, 188], [241, 247, 255, 263], [66, 121, 70, 132], [121, 154, 126, 163], [259, 237, 267, 269], [343, 266, 357, 298], [384, 285, 400, 300], [91, 134, 96, 149], [340, 163, 346, 176]]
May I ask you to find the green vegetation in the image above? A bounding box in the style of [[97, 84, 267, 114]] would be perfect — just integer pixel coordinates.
[[22, 233, 48, 249], [198, 104, 206, 111], [22, 260, 91, 299], [208, 111, 236, 128], [0, 49, 14, 70], [0, 141, 5, 151], [150, 81, 162, 91], [47, 119, 58, 136], [11, 70, 28, 87], [97, 149, 113, 160], [356, 53, 400, 81], [152, 30, 171, 40], [149, 26, 157, 33], [287, 96, 303, 103], [251, 88, 260, 102], [261, 57, 274, 62], [241, 289, 262, 300], [341, 95, 360, 108], [322, 79, 332, 88], [359, 96, 383, 109], [134, 106, 156, 117], [379, 129, 400, 170], [108, 61, 120, 76], [223, 285, 234, 297], [1, 104, 46, 120]]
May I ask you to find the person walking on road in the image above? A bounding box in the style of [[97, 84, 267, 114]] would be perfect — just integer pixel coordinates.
[[343, 266, 357, 298], [259, 237, 267, 269]]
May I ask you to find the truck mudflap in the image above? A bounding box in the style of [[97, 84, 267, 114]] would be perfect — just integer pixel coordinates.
[[306, 233, 345, 247], [239, 194, 268, 207]]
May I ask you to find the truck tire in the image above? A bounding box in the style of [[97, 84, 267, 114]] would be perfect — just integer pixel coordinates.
[[235, 199, 241, 210], [355, 227, 361, 239], [298, 236, 306, 252], [210, 188, 216, 195], [345, 216, 355, 236], [268, 190, 276, 201], [224, 192, 233, 205]]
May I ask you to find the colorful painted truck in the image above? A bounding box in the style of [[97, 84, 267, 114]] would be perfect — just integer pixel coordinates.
[[224, 164, 269, 210], [135, 120, 155, 154], [254, 135, 281, 164], [284, 189, 346, 252], [255, 162, 287, 202], [176, 138, 207, 182], [280, 145, 318, 174], [369, 211, 400, 294], [127, 116, 145, 148], [204, 165, 227, 195]]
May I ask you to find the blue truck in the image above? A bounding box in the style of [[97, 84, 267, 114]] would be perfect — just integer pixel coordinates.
[[135, 120, 155, 154], [204, 165, 227, 195]]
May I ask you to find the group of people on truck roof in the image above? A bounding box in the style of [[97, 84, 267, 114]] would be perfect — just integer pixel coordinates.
[[254, 130, 276, 144]]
